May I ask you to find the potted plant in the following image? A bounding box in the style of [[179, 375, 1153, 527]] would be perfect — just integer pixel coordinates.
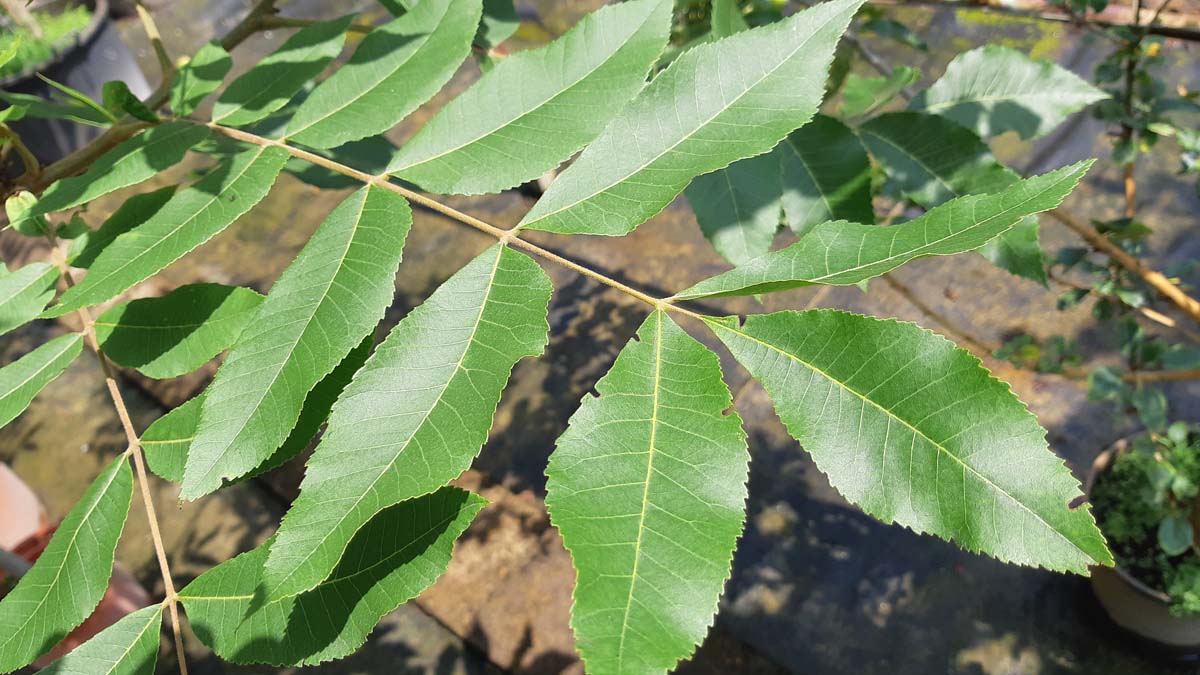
[[1088, 429, 1200, 651], [0, 0, 149, 166]]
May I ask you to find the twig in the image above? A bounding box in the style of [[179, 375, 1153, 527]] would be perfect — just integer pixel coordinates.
[[46, 251, 189, 675], [202, 121, 705, 321], [1048, 208, 1200, 324], [18, 0, 279, 195], [259, 15, 375, 34], [0, 123, 40, 184], [865, 0, 1200, 43], [135, 3, 174, 82]]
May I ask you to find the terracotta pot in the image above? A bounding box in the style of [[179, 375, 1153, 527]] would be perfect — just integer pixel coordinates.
[[1086, 444, 1200, 652], [0, 462, 153, 669]]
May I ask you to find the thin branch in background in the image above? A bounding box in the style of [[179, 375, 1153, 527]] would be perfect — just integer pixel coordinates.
[[259, 15, 374, 34], [0, 124, 40, 183], [1048, 208, 1200, 324], [135, 3, 174, 82], [832, 1, 1200, 327], [865, 0, 1200, 43]]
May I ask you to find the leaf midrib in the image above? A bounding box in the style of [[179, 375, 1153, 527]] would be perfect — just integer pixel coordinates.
[[268, 246, 504, 598], [214, 23, 347, 124], [522, 4, 846, 228], [286, 3, 453, 141], [918, 90, 1105, 114], [709, 318, 1095, 561], [392, 4, 657, 173], [98, 607, 163, 675], [615, 310, 663, 671], [182, 505, 464, 604], [806, 168, 1073, 282], [186, 187, 373, 493]]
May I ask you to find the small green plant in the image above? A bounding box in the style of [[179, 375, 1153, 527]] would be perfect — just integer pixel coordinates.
[[0, 5, 91, 80], [1093, 425, 1200, 615], [6, 0, 1200, 672]]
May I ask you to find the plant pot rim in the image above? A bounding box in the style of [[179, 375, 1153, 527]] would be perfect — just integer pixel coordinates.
[[0, 0, 111, 89], [1086, 438, 1176, 606]]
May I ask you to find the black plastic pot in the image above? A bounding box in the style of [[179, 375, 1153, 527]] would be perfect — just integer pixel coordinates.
[[1, 0, 150, 165]]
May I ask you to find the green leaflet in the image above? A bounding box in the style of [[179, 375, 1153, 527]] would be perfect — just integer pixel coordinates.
[[476, 0, 519, 50], [518, 0, 864, 236], [711, 0, 750, 37], [709, 309, 1113, 573], [0, 91, 110, 127], [68, 187, 176, 269], [101, 81, 159, 123], [858, 111, 1048, 285], [840, 66, 920, 119], [677, 161, 1091, 300], [387, 0, 670, 195], [0, 457, 134, 673], [142, 337, 373, 483], [285, 0, 482, 149], [546, 310, 748, 675], [94, 283, 264, 379], [171, 41, 233, 116], [181, 488, 485, 666], [0, 334, 83, 430], [212, 16, 353, 127], [141, 393, 202, 482], [685, 152, 782, 265], [45, 145, 288, 318], [38, 605, 162, 675], [778, 113, 874, 235], [21, 123, 206, 227], [909, 45, 1107, 140], [180, 186, 410, 500], [264, 244, 551, 600], [0, 262, 58, 337]]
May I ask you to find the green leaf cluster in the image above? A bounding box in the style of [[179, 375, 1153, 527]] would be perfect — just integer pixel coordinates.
[[0, 2, 1117, 673]]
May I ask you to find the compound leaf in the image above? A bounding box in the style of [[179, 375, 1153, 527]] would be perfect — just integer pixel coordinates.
[[858, 111, 1048, 284], [0, 457, 133, 673], [181, 488, 485, 666], [910, 45, 1107, 140], [46, 145, 288, 317], [180, 185, 410, 500], [546, 310, 748, 675], [0, 333, 83, 430], [678, 161, 1090, 300], [213, 16, 353, 127], [38, 605, 162, 675], [285, 0, 482, 149], [778, 113, 874, 235], [0, 262, 58, 337], [264, 244, 551, 600], [518, 0, 864, 236], [387, 0, 671, 195], [708, 309, 1113, 573]]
